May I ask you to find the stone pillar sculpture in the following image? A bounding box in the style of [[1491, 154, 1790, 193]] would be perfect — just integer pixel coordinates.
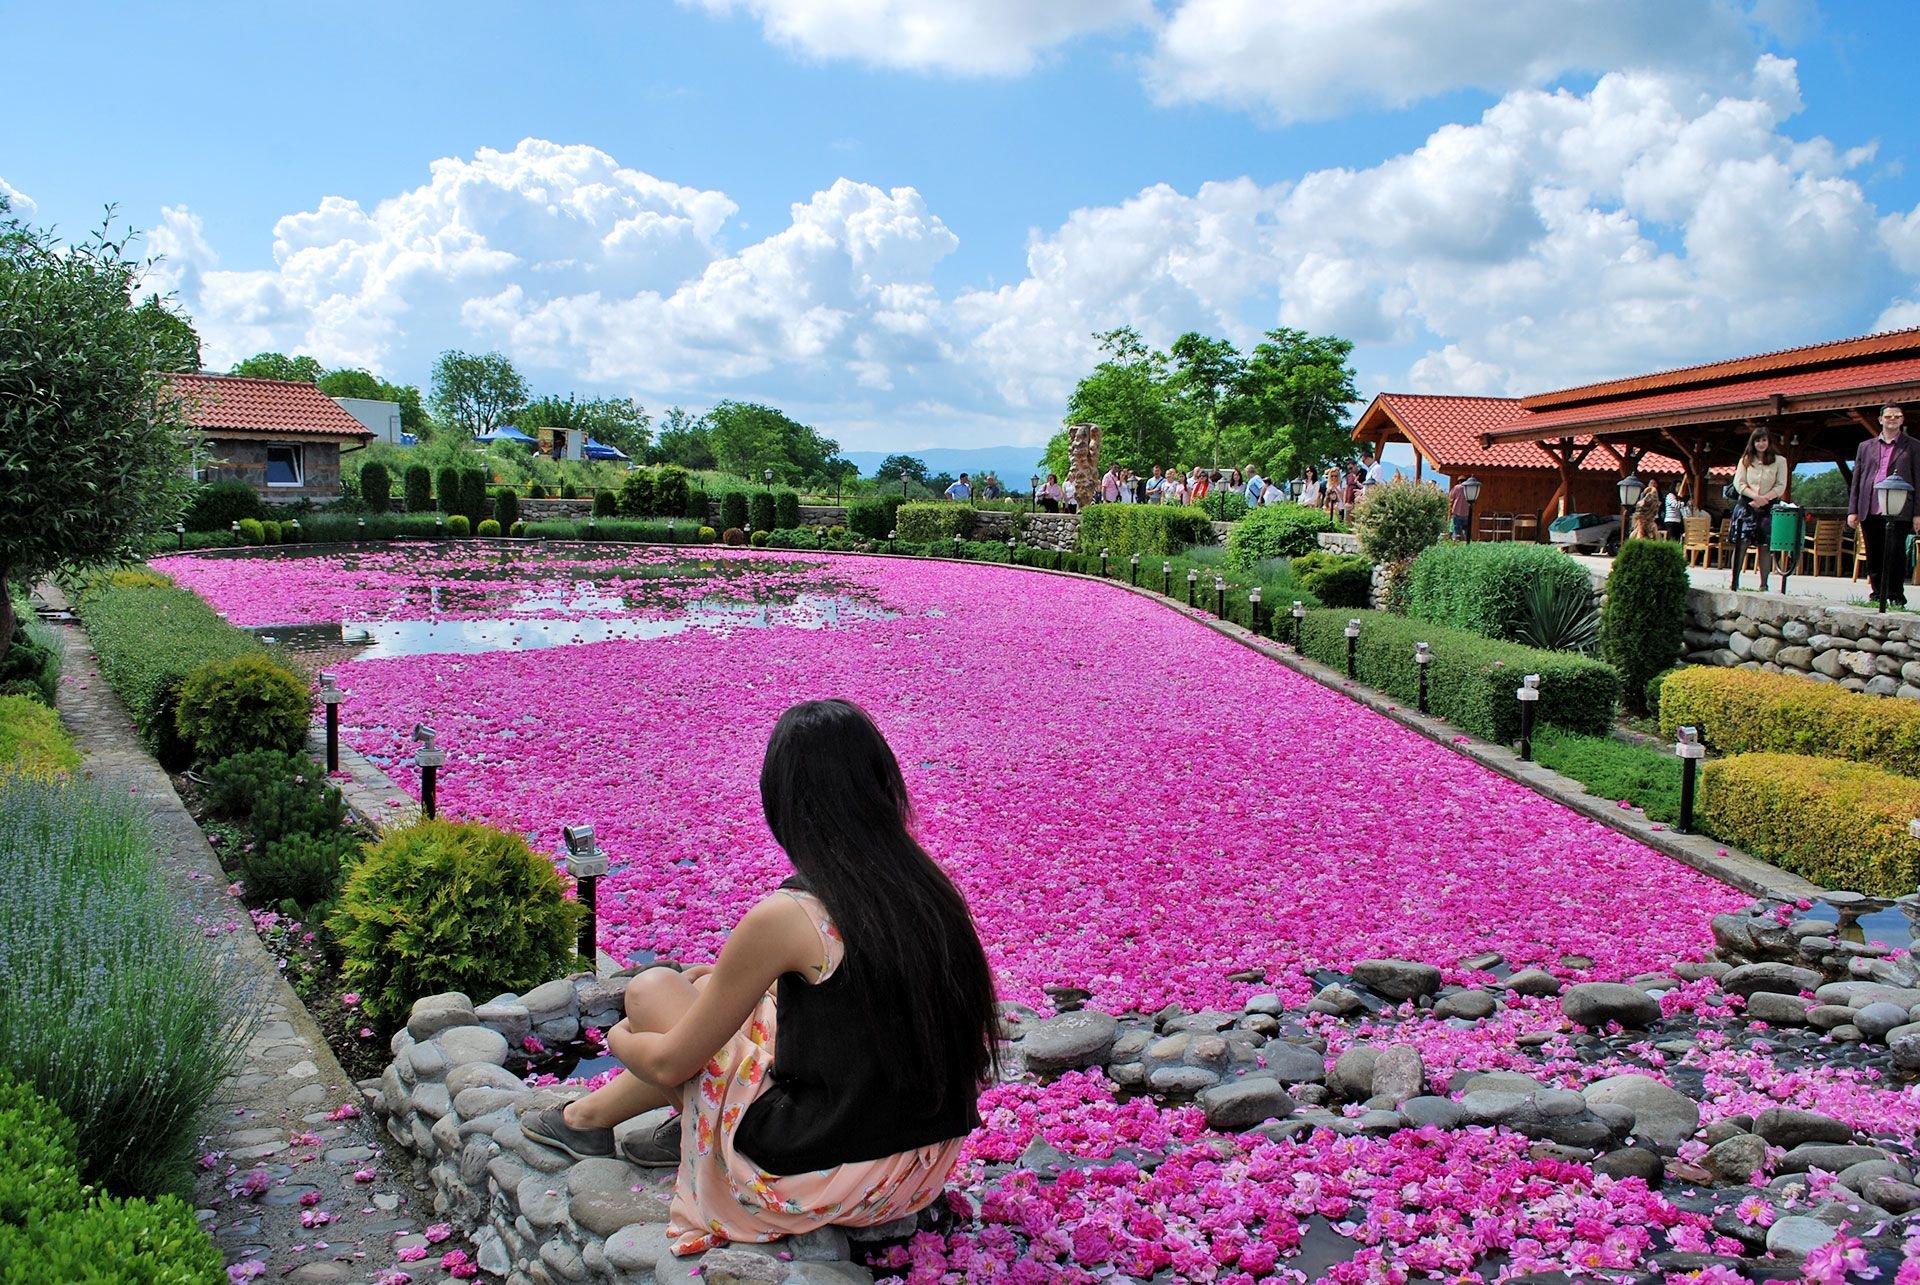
[[1066, 422, 1102, 508]]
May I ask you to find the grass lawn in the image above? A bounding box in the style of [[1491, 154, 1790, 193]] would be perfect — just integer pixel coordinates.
[[1532, 725, 1683, 824]]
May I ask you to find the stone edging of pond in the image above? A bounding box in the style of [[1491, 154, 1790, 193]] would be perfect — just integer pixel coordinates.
[[38, 586, 451, 1283]]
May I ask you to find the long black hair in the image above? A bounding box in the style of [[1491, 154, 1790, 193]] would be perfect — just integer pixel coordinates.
[[759, 699, 1000, 1100]]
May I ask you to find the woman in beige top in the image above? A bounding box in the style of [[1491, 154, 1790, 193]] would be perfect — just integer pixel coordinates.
[[1730, 426, 1788, 592]]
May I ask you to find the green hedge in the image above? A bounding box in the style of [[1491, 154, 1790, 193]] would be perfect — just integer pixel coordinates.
[[1289, 552, 1372, 609], [0, 694, 81, 776], [1702, 752, 1920, 895], [1224, 505, 1338, 568], [1077, 504, 1213, 558], [847, 495, 903, 539], [1298, 609, 1620, 741], [74, 584, 263, 767], [1658, 666, 1920, 779], [895, 501, 979, 542], [1405, 541, 1593, 641]]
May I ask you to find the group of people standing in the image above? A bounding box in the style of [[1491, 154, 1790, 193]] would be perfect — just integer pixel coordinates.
[[1029, 454, 1389, 514]]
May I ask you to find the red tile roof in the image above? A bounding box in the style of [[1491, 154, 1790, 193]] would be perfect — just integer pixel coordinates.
[[1362, 393, 1690, 473], [168, 374, 375, 439]]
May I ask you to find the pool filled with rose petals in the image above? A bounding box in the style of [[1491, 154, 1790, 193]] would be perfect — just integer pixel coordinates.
[[157, 544, 1747, 1012]]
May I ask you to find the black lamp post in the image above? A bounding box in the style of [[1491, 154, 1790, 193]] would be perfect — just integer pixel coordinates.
[[1345, 618, 1360, 679], [1615, 475, 1645, 552], [436, 515, 445, 539], [1030, 475, 1039, 515], [888, 528, 897, 554], [563, 824, 608, 964], [357, 516, 366, 542], [952, 532, 963, 558], [668, 519, 677, 547], [1415, 642, 1431, 714], [1162, 560, 1172, 595], [412, 723, 444, 820], [1874, 474, 1914, 612], [1249, 586, 1262, 632], [1290, 599, 1305, 648], [288, 517, 301, 543], [1516, 673, 1539, 760], [175, 521, 186, 552], [231, 519, 241, 546], [1213, 576, 1226, 618], [1461, 477, 1482, 542], [901, 471, 911, 500], [1130, 552, 1140, 586], [319, 671, 343, 774], [1101, 547, 1111, 578], [1675, 726, 1704, 832], [1289, 477, 1302, 502], [1006, 536, 1016, 563], [1187, 567, 1199, 607], [763, 467, 773, 493]]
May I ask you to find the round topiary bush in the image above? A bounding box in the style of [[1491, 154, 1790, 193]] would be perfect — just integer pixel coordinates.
[[592, 489, 618, 517], [1350, 477, 1448, 566], [509, 520, 527, 537], [236, 517, 265, 546], [174, 654, 309, 765], [699, 526, 718, 544], [446, 514, 471, 537], [722, 527, 746, 546], [477, 518, 502, 537], [750, 529, 770, 547], [1603, 539, 1690, 714], [327, 819, 587, 1023]]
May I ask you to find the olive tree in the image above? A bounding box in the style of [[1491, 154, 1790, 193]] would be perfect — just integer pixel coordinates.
[[0, 206, 197, 662]]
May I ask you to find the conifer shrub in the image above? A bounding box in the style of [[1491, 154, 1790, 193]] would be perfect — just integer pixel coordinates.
[[241, 829, 362, 909], [459, 470, 489, 525], [404, 464, 433, 513], [750, 529, 770, 547], [685, 486, 710, 522], [699, 526, 718, 543], [720, 492, 750, 532], [1601, 538, 1690, 713], [328, 819, 586, 1022], [774, 489, 801, 530], [493, 487, 520, 528], [619, 469, 657, 517], [359, 461, 392, 512], [749, 491, 775, 533], [174, 653, 309, 765], [436, 466, 462, 514], [446, 514, 471, 537], [592, 489, 618, 517], [236, 517, 265, 545], [722, 527, 746, 546], [655, 467, 691, 519], [510, 520, 527, 537]]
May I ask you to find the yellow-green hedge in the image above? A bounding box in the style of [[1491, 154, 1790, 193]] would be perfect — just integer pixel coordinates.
[[1658, 666, 1920, 780], [1701, 751, 1920, 895], [0, 695, 80, 777]]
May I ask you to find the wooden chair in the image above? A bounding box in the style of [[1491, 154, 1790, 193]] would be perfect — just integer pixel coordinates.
[[1805, 519, 1843, 578], [1511, 513, 1540, 544], [1483, 512, 1513, 542], [1682, 515, 1714, 568]]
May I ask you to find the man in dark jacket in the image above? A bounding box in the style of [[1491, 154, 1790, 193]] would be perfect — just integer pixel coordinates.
[[1848, 405, 1920, 605]]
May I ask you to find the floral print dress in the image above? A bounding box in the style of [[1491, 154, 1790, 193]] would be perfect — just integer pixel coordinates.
[[667, 891, 965, 1256]]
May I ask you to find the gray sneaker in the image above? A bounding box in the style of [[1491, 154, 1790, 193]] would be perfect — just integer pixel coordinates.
[[623, 1115, 684, 1167], [521, 1105, 614, 1161]]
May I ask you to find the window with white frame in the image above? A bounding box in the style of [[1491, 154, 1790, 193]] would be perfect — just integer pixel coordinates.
[[265, 445, 304, 487]]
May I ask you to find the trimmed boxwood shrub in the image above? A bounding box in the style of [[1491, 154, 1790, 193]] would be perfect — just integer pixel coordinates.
[[0, 694, 81, 776], [235, 517, 265, 545], [1658, 666, 1920, 779], [360, 461, 392, 512], [1602, 539, 1690, 713], [73, 584, 262, 767], [510, 520, 527, 537], [1350, 477, 1448, 565], [1078, 504, 1213, 558], [1299, 609, 1620, 741], [895, 501, 979, 543], [774, 489, 801, 529], [1224, 505, 1336, 568], [1198, 491, 1250, 523], [493, 487, 520, 528], [1406, 542, 1594, 642], [592, 489, 619, 517], [328, 819, 587, 1022], [847, 496, 902, 539], [722, 527, 746, 546], [458, 470, 489, 525], [750, 529, 770, 547], [182, 480, 261, 531], [720, 492, 750, 532], [477, 518, 502, 537], [173, 653, 309, 766], [446, 513, 471, 537], [619, 469, 657, 517], [699, 525, 718, 543], [0, 1074, 223, 1278], [436, 465, 462, 514], [749, 491, 776, 533], [1702, 752, 1920, 894], [1290, 552, 1372, 609], [560, 481, 578, 499], [404, 464, 433, 512]]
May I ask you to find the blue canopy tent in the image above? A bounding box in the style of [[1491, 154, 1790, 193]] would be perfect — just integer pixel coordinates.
[[583, 437, 630, 462], [473, 425, 538, 445]]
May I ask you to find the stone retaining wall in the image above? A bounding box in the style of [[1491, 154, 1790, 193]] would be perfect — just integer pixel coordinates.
[[366, 975, 886, 1285], [1682, 589, 1920, 698]]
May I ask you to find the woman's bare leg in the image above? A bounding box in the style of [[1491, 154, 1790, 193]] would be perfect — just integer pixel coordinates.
[[563, 969, 706, 1130]]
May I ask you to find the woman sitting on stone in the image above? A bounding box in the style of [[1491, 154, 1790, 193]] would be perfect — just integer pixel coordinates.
[[522, 699, 1001, 1258]]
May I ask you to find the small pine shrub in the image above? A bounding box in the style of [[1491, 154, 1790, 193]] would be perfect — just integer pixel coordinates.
[[248, 772, 347, 845], [774, 489, 801, 529], [459, 470, 489, 525], [592, 489, 618, 517], [619, 469, 657, 517], [328, 819, 587, 1022], [722, 527, 746, 546], [446, 514, 471, 537], [750, 529, 770, 547], [1350, 478, 1448, 565], [494, 488, 521, 528], [360, 461, 392, 512], [436, 466, 462, 514], [1601, 539, 1690, 714], [685, 486, 710, 522], [720, 492, 750, 532], [236, 517, 265, 545], [202, 750, 309, 818], [749, 491, 775, 533], [241, 829, 361, 909], [0, 694, 81, 777], [699, 526, 717, 543], [404, 464, 433, 512], [182, 480, 262, 531], [656, 467, 691, 518], [174, 654, 309, 765], [477, 518, 502, 537]]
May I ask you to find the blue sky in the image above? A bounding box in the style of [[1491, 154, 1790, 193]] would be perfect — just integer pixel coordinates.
[[8, 1, 1920, 464]]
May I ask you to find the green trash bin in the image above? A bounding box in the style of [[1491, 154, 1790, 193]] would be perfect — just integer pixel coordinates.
[[1769, 503, 1804, 588]]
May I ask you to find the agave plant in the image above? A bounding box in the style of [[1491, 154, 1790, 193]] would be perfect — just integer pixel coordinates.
[[1512, 575, 1601, 654]]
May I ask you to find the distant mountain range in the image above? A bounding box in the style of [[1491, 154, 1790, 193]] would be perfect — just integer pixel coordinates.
[[845, 447, 1048, 485]]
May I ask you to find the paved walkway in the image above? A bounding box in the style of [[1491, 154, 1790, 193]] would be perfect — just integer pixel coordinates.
[[42, 589, 440, 1284], [1569, 552, 1906, 611]]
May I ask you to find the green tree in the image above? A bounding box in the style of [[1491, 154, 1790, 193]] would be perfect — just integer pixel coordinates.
[[650, 406, 716, 470], [1066, 326, 1179, 474], [515, 393, 651, 458], [1169, 332, 1243, 470], [316, 367, 428, 434], [1234, 328, 1362, 478], [131, 295, 201, 372], [877, 454, 929, 483], [430, 349, 528, 440], [1791, 468, 1846, 509], [0, 207, 197, 663], [230, 351, 324, 383], [706, 401, 837, 481]]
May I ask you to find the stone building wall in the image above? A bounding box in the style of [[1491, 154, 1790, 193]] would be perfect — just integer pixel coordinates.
[[203, 436, 346, 502]]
